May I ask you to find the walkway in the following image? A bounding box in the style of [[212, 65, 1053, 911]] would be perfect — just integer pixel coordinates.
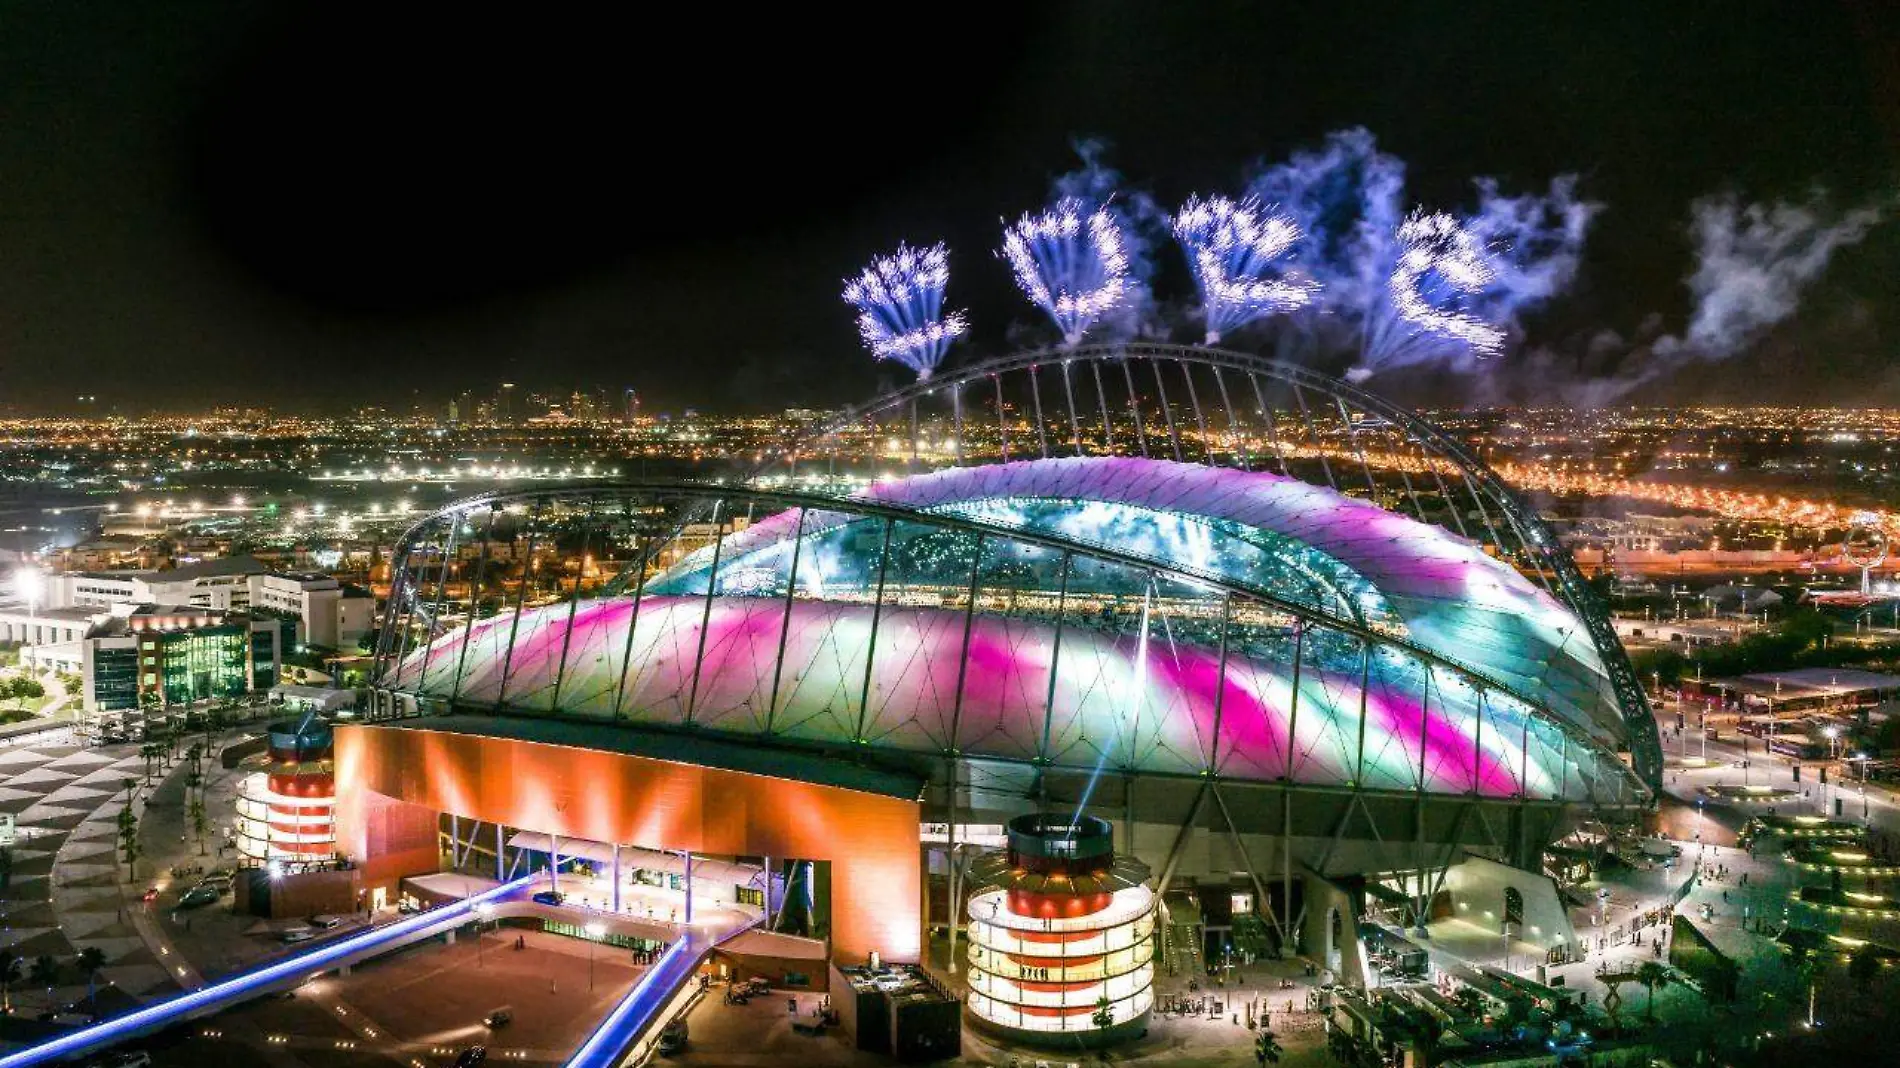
[[566, 912, 757, 1068], [0, 737, 170, 1010]]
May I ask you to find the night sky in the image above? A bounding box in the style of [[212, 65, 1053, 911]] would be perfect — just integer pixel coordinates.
[[1, 2, 1897, 414]]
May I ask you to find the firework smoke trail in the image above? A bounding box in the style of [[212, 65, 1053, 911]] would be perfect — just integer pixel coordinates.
[[1002, 197, 1131, 345], [1172, 194, 1318, 343], [840, 241, 969, 379], [1530, 190, 1884, 408], [1666, 192, 1882, 358], [1247, 128, 1406, 336]]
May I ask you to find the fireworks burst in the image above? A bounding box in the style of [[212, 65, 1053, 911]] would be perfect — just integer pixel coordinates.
[[1001, 197, 1130, 344], [1172, 194, 1317, 343], [841, 241, 969, 379], [1350, 210, 1504, 380]]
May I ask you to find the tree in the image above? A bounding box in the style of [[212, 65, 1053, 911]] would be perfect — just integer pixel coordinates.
[[1254, 1027, 1283, 1065], [1, 676, 44, 711], [1635, 961, 1673, 1023], [74, 947, 107, 1011], [1450, 986, 1487, 1019], [117, 779, 141, 882], [1091, 994, 1114, 1030], [0, 948, 20, 1014], [204, 706, 230, 755], [0, 846, 11, 891], [188, 795, 208, 856], [29, 955, 58, 1008], [1848, 944, 1880, 995]]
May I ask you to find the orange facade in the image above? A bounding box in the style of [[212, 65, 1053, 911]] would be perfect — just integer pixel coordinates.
[[333, 723, 922, 965]]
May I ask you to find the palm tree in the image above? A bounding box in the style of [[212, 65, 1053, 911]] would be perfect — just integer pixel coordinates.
[[118, 778, 141, 882], [74, 947, 106, 1011], [1849, 944, 1880, 996], [1635, 960, 1673, 1024], [29, 955, 59, 1008], [188, 796, 208, 856], [1254, 1026, 1283, 1065], [0, 948, 21, 1013], [1450, 986, 1487, 1020]]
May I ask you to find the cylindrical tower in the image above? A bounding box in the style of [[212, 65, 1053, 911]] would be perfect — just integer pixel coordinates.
[[235, 716, 337, 867], [964, 814, 1155, 1046]]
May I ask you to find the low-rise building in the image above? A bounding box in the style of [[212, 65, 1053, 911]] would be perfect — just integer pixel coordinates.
[[249, 572, 373, 650], [44, 557, 372, 653], [78, 604, 290, 712]]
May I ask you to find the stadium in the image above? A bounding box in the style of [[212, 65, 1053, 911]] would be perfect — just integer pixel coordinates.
[[337, 344, 1660, 1015]]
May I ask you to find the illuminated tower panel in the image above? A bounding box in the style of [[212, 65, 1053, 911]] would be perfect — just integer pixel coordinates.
[[236, 717, 337, 866], [965, 815, 1155, 1045]]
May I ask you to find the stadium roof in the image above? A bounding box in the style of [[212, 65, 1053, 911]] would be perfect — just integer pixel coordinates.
[[390, 458, 1641, 804]]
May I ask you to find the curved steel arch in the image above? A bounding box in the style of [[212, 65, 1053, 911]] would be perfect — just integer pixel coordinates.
[[373, 480, 1642, 803], [759, 342, 1663, 795]]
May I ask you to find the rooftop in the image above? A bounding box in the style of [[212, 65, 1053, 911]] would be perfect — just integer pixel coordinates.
[[1707, 667, 1900, 698], [380, 714, 927, 800]]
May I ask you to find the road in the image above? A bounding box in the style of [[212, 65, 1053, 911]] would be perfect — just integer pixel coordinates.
[[1656, 712, 1900, 833]]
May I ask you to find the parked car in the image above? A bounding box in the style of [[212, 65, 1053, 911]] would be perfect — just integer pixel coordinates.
[[178, 885, 220, 909], [279, 927, 315, 944], [482, 1008, 512, 1028], [308, 914, 343, 930], [104, 1053, 152, 1068], [452, 1046, 488, 1067], [531, 890, 565, 907], [658, 1018, 688, 1055], [140, 887, 159, 902]]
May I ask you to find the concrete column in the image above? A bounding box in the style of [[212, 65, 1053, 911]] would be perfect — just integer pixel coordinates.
[[612, 844, 622, 913], [550, 832, 561, 894], [495, 823, 505, 881], [684, 851, 695, 924]]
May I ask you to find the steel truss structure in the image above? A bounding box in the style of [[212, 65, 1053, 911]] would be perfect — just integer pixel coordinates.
[[368, 343, 1659, 955]]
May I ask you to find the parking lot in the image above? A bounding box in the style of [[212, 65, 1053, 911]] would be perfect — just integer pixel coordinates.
[[137, 925, 646, 1066]]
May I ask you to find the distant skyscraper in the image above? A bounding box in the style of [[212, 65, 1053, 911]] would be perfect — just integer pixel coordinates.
[[447, 399, 460, 425], [498, 382, 516, 423], [623, 388, 640, 424]]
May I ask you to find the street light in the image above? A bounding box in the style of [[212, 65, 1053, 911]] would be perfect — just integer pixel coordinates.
[[586, 921, 606, 990], [1821, 727, 1842, 815], [11, 567, 43, 646], [475, 903, 494, 968]]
